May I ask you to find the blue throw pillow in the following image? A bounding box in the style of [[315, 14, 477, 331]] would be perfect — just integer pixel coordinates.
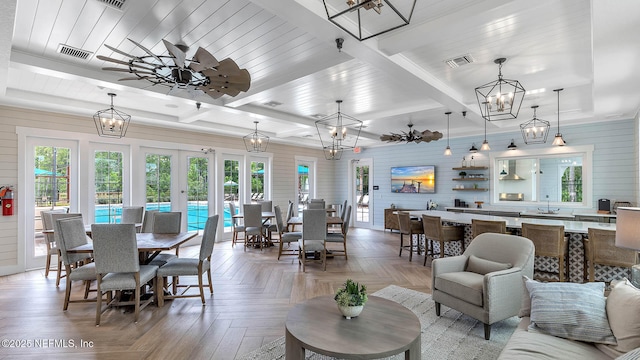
[[526, 279, 617, 345]]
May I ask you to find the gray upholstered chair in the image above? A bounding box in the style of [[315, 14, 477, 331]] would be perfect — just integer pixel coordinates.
[[298, 209, 327, 271], [274, 205, 302, 260], [326, 205, 351, 260], [308, 201, 325, 210], [121, 206, 144, 231], [243, 204, 265, 251], [432, 232, 534, 340], [91, 223, 158, 326], [40, 209, 68, 283], [141, 209, 159, 233], [340, 200, 348, 221], [57, 217, 97, 310], [259, 200, 273, 212], [149, 212, 182, 266], [49, 212, 83, 287], [228, 202, 245, 247], [156, 215, 218, 306]]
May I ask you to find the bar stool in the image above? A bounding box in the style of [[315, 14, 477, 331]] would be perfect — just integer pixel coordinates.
[[421, 214, 464, 266], [521, 223, 568, 282], [471, 219, 506, 239], [397, 212, 424, 262], [584, 228, 637, 283]]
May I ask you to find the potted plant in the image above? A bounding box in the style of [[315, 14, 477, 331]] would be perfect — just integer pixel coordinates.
[[458, 171, 467, 178], [334, 279, 368, 319]]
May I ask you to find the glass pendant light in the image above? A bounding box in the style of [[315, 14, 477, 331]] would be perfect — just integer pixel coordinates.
[[552, 88, 566, 146], [443, 112, 452, 156]]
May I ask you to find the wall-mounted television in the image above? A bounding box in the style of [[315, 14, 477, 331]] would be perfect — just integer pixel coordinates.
[[391, 165, 435, 193]]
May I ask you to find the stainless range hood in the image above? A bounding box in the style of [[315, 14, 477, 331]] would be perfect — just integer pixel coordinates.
[[500, 160, 525, 180]]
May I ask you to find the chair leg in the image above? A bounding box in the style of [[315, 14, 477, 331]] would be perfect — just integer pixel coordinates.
[[198, 271, 205, 305], [55, 255, 63, 287], [63, 272, 72, 311], [484, 323, 491, 340], [45, 250, 52, 277], [84, 280, 91, 299], [134, 275, 141, 323], [323, 248, 327, 271], [399, 234, 404, 256], [95, 278, 102, 326], [343, 242, 348, 260], [207, 269, 213, 294], [409, 234, 413, 262], [440, 241, 445, 258], [435, 302, 441, 316], [157, 276, 165, 307]]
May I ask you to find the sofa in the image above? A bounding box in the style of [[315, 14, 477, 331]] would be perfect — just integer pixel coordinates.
[[498, 278, 640, 360]]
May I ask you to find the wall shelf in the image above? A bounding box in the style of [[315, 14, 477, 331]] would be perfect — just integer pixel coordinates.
[[452, 188, 489, 191], [452, 166, 488, 170], [453, 178, 488, 181]]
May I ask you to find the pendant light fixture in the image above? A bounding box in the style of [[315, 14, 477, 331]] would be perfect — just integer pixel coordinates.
[[480, 103, 490, 151], [552, 88, 566, 146], [243, 121, 270, 153], [93, 93, 130, 138], [520, 105, 550, 144], [315, 100, 363, 160], [475, 58, 526, 121], [507, 139, 518, 150], [443, 111, 452, 156]]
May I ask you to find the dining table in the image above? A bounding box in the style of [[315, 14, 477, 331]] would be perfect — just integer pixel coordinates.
[[287, 215, 343, 232]]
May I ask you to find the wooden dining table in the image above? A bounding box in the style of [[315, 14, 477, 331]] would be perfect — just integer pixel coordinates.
[[287, 216, 343, 232], [67, 231, 198, 264]]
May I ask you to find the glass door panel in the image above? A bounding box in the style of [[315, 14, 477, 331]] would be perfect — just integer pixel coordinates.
[[353, 159, 372, 227], [186, 155, 209, 231]]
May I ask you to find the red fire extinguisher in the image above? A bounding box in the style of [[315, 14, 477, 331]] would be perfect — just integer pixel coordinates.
[[1, 186, 14, 216]]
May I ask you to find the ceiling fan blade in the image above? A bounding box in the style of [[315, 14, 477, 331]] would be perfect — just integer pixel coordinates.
[[203, 68, 250, 92], [104, 44, 139, 59], [215, 58, 242, 75], [203, 88, 225, 99], [162, 39, 186, 69], [118, 76, 152, 81], [189, 47, 219, 72], [128, 38, 165, 66], [102, 67, 156, 76], [97, 55, 155, 70]]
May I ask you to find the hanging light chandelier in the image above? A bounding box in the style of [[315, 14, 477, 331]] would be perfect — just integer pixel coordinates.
[[520, 105, 550, 144], [93, 93, 130, 138], [315, 100, 363, 160], [322, 0, 417, 41], [475, 58, 526, 121], [552, 88, 566, 146], [243, 121, 269, 153], [443, 112, 452, 156]]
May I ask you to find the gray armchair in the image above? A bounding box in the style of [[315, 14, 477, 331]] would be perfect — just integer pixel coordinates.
[[432, 233, 534, 340]]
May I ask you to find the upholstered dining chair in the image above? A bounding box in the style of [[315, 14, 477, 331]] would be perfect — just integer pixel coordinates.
[[91, 223, 158, 326], [521, 223, 568, 282], [274, 205, 302, 260], [432, 233, 535, 340], [121, 206, 144, 231], [228, 202, 245, 247], [57, 217, 97, 310], [298, 209, 327, 271], [326, 205, 351, 260], [308, 201, 325, 210], [584, 228, 637, 283], [50, 212, 83, 287], [149, 212, 182, 266], [157, 215, 218, 307], [141, 209, 158, 233], [421, 214, 465, 265], [471, 219, 506, 239], [40, 209, 68, 282], [397, 211, 424, 262], [243, 203, 265, 251]]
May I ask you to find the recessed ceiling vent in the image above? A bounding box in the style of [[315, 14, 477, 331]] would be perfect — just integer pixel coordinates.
[[445, 54, 475, 68], [97, 0, 126, 10], [57, 44, 92, 60]]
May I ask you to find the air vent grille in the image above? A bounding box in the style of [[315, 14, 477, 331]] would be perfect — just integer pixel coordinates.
[[445, 54, 475, 68], [57, 44, 93, 60], [97, 0, 126, 10]]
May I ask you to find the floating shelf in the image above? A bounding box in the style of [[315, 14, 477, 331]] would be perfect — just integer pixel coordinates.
[[452, 178, 488, 181], [452, 166, 488, 170], [452, 188, 489, 192]]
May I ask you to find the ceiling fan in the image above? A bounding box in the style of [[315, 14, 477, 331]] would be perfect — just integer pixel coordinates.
[[379, 122, 443, 144], [97, 38, 251, 99]]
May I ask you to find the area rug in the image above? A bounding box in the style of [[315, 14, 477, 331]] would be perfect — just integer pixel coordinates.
[[237, 285, 519, 360]]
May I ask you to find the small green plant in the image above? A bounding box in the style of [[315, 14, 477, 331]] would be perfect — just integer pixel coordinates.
[[458, 171, 467, 177], [334, 279, 368, 307]]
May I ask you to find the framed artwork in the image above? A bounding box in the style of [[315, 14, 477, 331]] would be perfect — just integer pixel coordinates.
[[391, 165, 435, 193]]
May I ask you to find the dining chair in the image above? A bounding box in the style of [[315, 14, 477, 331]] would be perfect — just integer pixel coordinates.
[[259, 200, 273, 212], [141, 209, 159, 233], [274, 205, 302, 260], [298, 209, 327, 271], [157, 215, 218, 307], [57, 217, 97, 310], [471, 219, 507, 239], [91, 223, 159, 326], [521, 223, 568, 282], [340, 200, 348, 221], [308, 201, 325, 210], [149, 212, 182, 266], [243, 203, 265, 251], [228, 202, 245, 247], [584, 228, 637, 283], [421, 214, 465, 265], [50, 212, 83, 287], [40, 209, 68, 281], [397, 211, 424, 262], [121, 206, 144, 231], [326, 205, 351, 260]]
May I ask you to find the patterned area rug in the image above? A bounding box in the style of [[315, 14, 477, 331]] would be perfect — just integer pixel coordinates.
[[237, 285, 519, 359]]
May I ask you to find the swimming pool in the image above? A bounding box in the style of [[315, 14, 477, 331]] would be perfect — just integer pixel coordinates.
[[95, 203, 232, 230]]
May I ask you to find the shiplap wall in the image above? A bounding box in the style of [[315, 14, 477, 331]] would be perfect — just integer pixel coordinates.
[[0, 105, 334, 275], [339, 118, 638, 229]]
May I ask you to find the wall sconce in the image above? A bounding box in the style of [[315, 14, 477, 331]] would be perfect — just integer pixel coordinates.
[[507, 139, 518, 150]]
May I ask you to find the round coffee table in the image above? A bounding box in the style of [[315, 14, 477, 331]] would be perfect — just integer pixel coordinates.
[[285, 295, 421, 359]]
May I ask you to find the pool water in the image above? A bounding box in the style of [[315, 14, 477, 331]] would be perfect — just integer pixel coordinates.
[[95, 203, 232, 230]]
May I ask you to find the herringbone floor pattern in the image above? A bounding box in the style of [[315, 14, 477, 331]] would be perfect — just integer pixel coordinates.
[[0, 228, 433, 359]]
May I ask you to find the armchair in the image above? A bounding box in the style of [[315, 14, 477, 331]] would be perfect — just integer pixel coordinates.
[[432, 233, 534, 340]]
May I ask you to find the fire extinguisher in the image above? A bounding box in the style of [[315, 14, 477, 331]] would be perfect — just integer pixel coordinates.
[[1, 186, 14, 216]]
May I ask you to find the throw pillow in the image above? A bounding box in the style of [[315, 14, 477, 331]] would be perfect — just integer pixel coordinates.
[[518, 275, 532, 318], [526, 279, 617, 345], [606, 278, 640, 353], [616, 346, 640, 360], [466, 254, 512, 275]]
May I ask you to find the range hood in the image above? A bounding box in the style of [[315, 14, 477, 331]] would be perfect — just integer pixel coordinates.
[[500, 160, 525, 180]]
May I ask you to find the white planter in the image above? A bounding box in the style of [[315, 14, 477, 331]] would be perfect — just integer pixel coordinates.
[[338, 304, 364, 319]]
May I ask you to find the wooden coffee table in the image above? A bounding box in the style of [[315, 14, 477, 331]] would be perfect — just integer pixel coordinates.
[[285, 295, 421, 359]]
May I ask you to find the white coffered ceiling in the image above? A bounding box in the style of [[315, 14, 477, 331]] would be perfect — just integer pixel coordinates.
[[1, 0, 639, 149]]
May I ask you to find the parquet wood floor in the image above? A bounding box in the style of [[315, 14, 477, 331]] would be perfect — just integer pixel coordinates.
[[0, 228, 433, 359]]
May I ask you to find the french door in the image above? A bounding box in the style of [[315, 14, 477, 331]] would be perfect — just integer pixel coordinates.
[[352, 158, 372, 228]]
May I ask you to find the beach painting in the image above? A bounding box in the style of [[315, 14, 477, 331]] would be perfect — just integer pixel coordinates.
[[391, 165, 435, 193]]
